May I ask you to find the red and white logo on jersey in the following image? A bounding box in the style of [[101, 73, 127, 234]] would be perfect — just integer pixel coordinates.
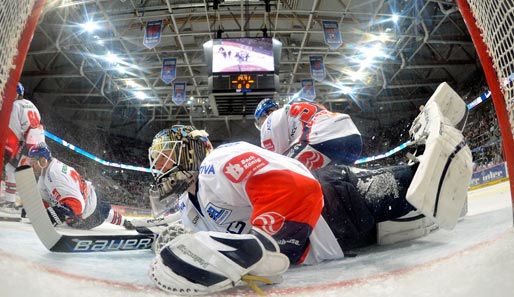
[[223, 152, 269, 183], [297, 151, 324, 171], [262, 139, 275, 151], [52, 188, 62, 200], [252, 212, 285, 235]]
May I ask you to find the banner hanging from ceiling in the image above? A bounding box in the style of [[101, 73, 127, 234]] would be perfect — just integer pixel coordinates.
[[322, 20, 343, 49], [173, 81, 187, 105], [143, 20, 162, 49], [309, 55, 326, 82], [161, 58, 177, 84], [300, 79, 316, 101]]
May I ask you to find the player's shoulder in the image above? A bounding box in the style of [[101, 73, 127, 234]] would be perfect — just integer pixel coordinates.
[[209, 141, 258, 159], [207, 141, 294, 168]]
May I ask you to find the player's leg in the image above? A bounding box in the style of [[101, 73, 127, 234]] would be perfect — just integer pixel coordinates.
[[0, 163, 22, 212], [377, 82, 471, 243], [406, 83, 472, 230], [407, 123, 472, 229], [313, 164, 416, 251]]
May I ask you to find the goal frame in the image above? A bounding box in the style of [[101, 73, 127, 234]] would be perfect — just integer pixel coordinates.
[[0, 0, 46, 182], [456, 0, 514, 223]]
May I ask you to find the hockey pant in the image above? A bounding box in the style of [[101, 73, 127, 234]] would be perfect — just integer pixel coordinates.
[[313, 164, 416, 251]]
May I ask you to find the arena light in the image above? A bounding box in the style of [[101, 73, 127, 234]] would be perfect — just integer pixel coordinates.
[[392, 14, 399, 23], [116, 65, 126, 74], [349, 70, 365, 81], [134, 91, 147, 100], [340, 85, 352, 94], [126, 80, 142, 89], [81, 21, 100, 33], [104, 51, 123, 65]]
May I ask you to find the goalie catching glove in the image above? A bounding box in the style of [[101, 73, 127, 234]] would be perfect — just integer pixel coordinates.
[[149, 227, 290, 295]]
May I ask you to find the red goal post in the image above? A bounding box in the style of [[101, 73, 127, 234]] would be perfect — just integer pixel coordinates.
[[0, 0, 46, 181], [456, 0, 514, 222]]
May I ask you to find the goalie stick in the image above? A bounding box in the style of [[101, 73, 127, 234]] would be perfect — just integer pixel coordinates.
[[15, 166, 156, 253]]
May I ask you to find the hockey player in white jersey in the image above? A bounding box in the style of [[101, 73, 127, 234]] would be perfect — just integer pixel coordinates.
[[146, 83, 473, 295], [26, 143, 130, 230], [1, 82, 45, 211], [255, 98, 362, 170]]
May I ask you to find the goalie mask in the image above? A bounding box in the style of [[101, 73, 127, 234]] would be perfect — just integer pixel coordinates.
[[149, 125, 213, 201]]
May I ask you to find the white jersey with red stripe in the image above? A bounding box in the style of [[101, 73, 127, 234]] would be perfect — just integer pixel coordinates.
[[260, 101, 360, 154], [185, 141, 343, 264], [37, 158, 97, 219], [6, 98, 45, 166], [8, 98, 41, 141]]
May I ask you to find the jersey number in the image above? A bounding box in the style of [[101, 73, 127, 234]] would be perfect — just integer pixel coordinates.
[[27, 110, 40, 128], [227, 221, 246, 234], [289, 102, 324, 124]]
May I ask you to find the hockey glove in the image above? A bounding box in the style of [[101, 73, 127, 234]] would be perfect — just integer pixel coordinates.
[[152, 222, 191, 254], [149, 228, 289, 295], [46, 203, 76, 226]]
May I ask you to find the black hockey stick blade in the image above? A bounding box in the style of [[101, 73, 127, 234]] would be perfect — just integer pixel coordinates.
[[15, 166, 156, 253]]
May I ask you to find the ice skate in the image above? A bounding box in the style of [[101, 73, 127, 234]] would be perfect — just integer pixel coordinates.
[[0, 200, 23, 215], [406, 98, 473, 229]]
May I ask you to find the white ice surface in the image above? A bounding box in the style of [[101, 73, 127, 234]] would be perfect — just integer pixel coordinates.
[[1, 182, 513, 297]]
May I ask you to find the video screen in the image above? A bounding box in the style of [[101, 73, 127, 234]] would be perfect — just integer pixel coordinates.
[[212, 38, 274, 73]]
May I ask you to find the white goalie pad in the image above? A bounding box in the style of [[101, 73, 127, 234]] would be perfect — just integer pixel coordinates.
[[377, 211, 438, 245], [406, 124, 473, 230], [426, 82, 468, 128], [410, 82, 468, 146], [150, 231, 289, 295]]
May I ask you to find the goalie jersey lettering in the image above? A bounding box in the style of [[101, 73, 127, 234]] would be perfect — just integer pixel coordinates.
[[37, 158, 97, 219], [192, 141, 343, 264]]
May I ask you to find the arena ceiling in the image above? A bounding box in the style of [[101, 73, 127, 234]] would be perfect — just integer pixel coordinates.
[[22, 0, 484, 143]]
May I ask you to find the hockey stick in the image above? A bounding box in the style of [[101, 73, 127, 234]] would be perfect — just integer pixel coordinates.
[[130, 211, 181, 228], [15, 166, 156, 253]]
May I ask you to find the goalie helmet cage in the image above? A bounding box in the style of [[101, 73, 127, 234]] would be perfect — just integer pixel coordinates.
[[0, 0, 46, 181], [456, 0, 514, 224]]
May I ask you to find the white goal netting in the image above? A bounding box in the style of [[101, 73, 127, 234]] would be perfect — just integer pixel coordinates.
[[0, 0, 36, 99], [466, 0, 514, 138]]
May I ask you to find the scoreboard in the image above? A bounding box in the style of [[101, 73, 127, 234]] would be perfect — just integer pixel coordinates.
[[209, 73, 277, 93]]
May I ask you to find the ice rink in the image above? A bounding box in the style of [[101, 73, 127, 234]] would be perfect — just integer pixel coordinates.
[[1, 181, 513, 297]]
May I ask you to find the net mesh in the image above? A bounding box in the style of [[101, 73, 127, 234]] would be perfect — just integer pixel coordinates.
[[466, 0, 514, 138], [0, 0, 35, 98]]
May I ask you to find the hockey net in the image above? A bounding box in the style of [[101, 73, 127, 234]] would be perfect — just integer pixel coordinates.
[[0, 0, 45, 181], [457, 0, 514, 220]]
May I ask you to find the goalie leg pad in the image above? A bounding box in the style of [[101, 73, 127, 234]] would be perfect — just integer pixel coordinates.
[[150, 231, 289, 295], [377, 210, 439, 245], [411, 82, 467, 135], [406, 124, 473, 230]]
